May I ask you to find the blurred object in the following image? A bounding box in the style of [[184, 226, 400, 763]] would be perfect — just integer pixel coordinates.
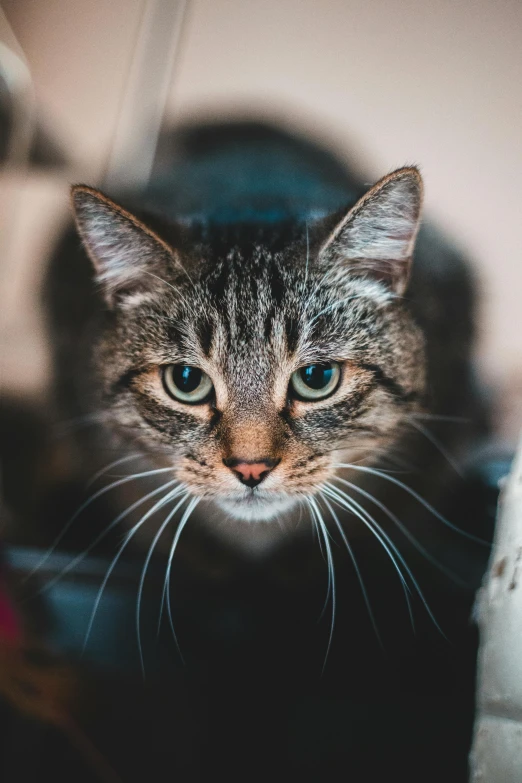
[[0, 20, 101, 775], [0, 638, 121, 783], [104, 0, 188, 190], [0, 545, 122, 783], [470, 434, 522, 781], [495, 369, 522, 451], [0, 177, 67, 398], [0, 11, 69, 403], [0, 1, 189, 403], [0, 640, 76, 726], [0, 541, 74, 724], [0, 8, 34, 168], [0, 564, 22, 646], [148, 118, 361, 219], [0, 9, 67, 169]]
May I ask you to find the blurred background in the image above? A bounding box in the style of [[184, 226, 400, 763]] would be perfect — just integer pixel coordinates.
[[0, 0, 521, 438], [0, 5, 519, 778]]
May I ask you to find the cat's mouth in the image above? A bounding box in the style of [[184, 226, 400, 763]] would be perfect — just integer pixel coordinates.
[[216, 488, 299, 523]]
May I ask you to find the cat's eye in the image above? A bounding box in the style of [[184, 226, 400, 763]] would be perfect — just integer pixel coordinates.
[[290, 362, 341, 401], [162, 364, 213, 404]]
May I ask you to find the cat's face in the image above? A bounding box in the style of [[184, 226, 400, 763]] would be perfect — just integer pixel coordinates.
[[72, 169, 426, 523]]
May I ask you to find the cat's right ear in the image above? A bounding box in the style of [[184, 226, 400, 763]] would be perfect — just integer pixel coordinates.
[[318, 167, 423, 296], [71, 185, 175, 307]]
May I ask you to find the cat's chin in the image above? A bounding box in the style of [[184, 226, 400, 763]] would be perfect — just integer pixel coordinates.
[[215, 493, 299, 523]]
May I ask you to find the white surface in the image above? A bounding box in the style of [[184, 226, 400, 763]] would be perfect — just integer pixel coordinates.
[[471, 437, 522, 781]]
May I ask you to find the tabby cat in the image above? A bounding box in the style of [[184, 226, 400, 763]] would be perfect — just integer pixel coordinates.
[[59, 124, 478, 544], [34, 121, 493, 781]]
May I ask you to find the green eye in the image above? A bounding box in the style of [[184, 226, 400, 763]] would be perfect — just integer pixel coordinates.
[[162, 365, 213, 404], [290, 362, 341, 401]]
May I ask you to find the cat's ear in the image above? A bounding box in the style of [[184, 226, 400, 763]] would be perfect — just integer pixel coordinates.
[[319, 167, 423, 296], [71, 185, 175, 307]]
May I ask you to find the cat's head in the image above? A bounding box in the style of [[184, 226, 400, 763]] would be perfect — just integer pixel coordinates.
[[71, 168, 425, 523]]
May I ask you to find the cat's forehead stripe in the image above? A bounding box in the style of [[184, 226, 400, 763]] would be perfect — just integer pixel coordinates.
[[170, 243, 393, 371]]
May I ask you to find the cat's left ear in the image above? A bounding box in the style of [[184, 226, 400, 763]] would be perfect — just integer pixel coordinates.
[[71, 185, 176, 307], [319, 167, 423, 296]]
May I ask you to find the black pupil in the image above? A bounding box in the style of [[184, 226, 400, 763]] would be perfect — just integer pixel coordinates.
[[300, 363, 333, 390], [173, 365, 202, 394]]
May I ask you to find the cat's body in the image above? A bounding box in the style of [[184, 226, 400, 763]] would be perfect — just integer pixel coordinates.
[[33, 122, 492, 780]]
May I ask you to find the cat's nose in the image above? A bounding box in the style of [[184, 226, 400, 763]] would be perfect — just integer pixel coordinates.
[[223, 458, 279, 489]]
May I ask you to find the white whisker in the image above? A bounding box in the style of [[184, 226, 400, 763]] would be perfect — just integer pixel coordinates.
[[310, 513, 330, 618], [312, 509, 327, 565], [333, 463, 489, 546], [307, 497, 336, 671], [87, 453, 144, 487], [410, 413, 470, 423], [23, 466, 176, 582], [333, 476, 468, 587], [82, 484, 184, 653], [302, 222, 310, 293], [324, 483, 445, 636], [406, 418, 464, 478], [28, 480, 181, 599], [141, 269, 198, 314], [323, 483, 414, 630], [53, 412, 110, 434], [164, 497, 200, 660], [319, 492, 382, 647], [136, 493, 189, 677]]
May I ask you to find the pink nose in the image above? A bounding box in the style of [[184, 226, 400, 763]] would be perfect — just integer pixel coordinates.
[[223, 458, 279, 488], [234, 462, 269, 482]]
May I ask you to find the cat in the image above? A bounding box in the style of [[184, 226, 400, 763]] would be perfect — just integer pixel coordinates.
[[22, 120, 493, 781], [59, 126, 480, 527], [37, 119, 491, 572], [34, 119, 494, 598]]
